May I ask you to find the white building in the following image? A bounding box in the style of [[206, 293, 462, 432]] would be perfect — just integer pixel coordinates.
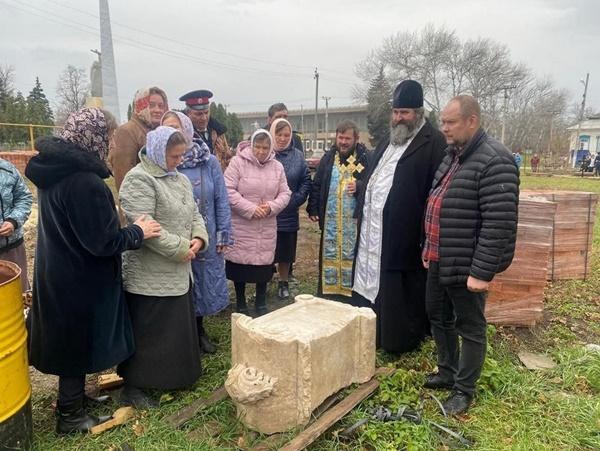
[[568, 115, 600, 166], [235, 105, 370, 153]]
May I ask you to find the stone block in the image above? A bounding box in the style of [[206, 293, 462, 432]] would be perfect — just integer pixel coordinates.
[[225, 294, 376, 434]]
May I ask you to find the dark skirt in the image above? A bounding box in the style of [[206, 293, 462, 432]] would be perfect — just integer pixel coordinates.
[[226, 261, 273, 283], [274, 231, 298, 264], [117, 290, 201, 390]]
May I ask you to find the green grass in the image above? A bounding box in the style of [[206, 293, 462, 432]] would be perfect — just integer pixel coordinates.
[[27, 174, 600, 450]]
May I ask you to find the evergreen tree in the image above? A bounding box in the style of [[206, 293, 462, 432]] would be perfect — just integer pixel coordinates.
[[27, 77, 54, 140], [127, 103, 132, 121], [6, 92, 28, 143], [366, 66, 392, 148], [210, 103, 243, 149], [227, 112, 243, 149]]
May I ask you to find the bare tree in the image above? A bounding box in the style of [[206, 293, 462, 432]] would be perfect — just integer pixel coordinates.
[[55, 65, 89, 123], [0, 65, 15, 111], [354, 25, 574, 164]]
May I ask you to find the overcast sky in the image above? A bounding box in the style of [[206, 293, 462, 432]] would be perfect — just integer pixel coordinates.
[[1, 0, 598, 122]]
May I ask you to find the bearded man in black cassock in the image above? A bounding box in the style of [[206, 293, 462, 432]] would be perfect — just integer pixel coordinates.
[[353, 80, 446, 353]]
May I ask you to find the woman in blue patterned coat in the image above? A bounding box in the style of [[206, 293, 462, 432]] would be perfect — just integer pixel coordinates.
[[162, 111, 232, 354], [0, 157, 32, 291]]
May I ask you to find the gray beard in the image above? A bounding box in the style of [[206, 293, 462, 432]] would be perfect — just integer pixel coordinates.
[[390, 119, 420, 146]]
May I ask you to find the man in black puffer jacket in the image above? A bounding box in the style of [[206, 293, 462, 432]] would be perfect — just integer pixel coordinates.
[[422, 95, 519, 415]]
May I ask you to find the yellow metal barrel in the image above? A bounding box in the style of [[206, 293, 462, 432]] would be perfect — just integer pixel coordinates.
[[0, 260, 32, 450]]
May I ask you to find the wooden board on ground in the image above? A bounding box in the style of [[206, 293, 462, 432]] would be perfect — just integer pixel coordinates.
[[278, 367, 394, 451], [165, 386, 228, 429], [90, 407, 135, 435], [487, 196, 556, 326], [98, 373, 124, 391]]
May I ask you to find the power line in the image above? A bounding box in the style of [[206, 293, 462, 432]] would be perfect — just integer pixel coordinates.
[[40, 0, 359, 83], [42, 0, 314, 71], [2, 1, 313, 80]]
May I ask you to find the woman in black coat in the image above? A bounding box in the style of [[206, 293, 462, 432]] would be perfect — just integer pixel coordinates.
[[269, 118, 311, 299], [25, 108, 160, 435]]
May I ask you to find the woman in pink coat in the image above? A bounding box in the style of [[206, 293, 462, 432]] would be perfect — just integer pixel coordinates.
[[224, 129, 291, 316]]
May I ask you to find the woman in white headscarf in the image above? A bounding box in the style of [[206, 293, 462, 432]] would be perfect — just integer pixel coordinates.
[[161, 111, 232, 354], [224, 130, 290, 316]]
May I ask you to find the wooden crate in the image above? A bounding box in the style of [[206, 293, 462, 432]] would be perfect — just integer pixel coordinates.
[[521, 190, 597, 280], [487, 196, 556, 326]]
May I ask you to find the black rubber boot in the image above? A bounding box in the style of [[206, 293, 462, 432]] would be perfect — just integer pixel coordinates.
[[236, 298, 248, 314], [255, 293, 268, 317], [196, 316, 217, 354], [55, 399, 106, 434], [199, 335, 217, 354]]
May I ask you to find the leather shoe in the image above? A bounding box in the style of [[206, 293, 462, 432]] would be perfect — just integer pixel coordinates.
[[423, 373, 454, 390], [199, 334, 217, 354], [442, 390, 473, 415]]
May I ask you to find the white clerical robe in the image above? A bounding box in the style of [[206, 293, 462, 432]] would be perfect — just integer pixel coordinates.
[[353, 125, 423, 302]]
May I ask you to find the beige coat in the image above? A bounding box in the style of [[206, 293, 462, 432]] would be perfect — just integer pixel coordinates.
[[120, 152, 209, 297], [108, 116, 150, 191]]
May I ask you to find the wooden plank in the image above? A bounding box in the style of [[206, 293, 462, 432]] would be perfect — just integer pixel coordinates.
[[90, 407, 135, 435], [165, 386, 228, 429], [278, 367, 394, 451], [98, 373, 124, 391]]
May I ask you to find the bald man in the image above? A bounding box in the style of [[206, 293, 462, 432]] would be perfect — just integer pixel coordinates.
[[422, 95, 519, 414]]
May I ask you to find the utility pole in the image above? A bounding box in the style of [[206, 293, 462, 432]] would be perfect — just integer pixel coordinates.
[[300, 104, 305, 137], [575, 73, 590, 163], [322, 96, 331, 148], [501, 85, 516, 144], [548, 113, 554, 169], [314, 68, 319, 154]]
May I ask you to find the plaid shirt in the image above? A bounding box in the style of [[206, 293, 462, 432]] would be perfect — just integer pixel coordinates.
[[422, 154, 461, 262]]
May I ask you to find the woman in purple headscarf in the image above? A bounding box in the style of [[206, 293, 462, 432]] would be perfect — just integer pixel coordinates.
[[25, 107, 161, 434]]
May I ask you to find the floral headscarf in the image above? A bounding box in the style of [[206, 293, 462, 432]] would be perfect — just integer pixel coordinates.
[[133, 86, 168, 128], [269, 118, 293, 151], [146, 125, 179, 175], [160, 110, 210, 169], [58, 107, 110, 160]]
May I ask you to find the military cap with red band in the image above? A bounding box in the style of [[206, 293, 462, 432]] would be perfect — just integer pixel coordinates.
[[179, 89, 213, 111]]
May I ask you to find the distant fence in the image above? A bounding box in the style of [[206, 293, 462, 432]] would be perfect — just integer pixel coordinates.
[[0, 123, 61, 174], [0, 122, 60, 152]]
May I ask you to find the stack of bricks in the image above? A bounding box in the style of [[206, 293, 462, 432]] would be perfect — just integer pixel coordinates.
[[0, 151, 38, 175]]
